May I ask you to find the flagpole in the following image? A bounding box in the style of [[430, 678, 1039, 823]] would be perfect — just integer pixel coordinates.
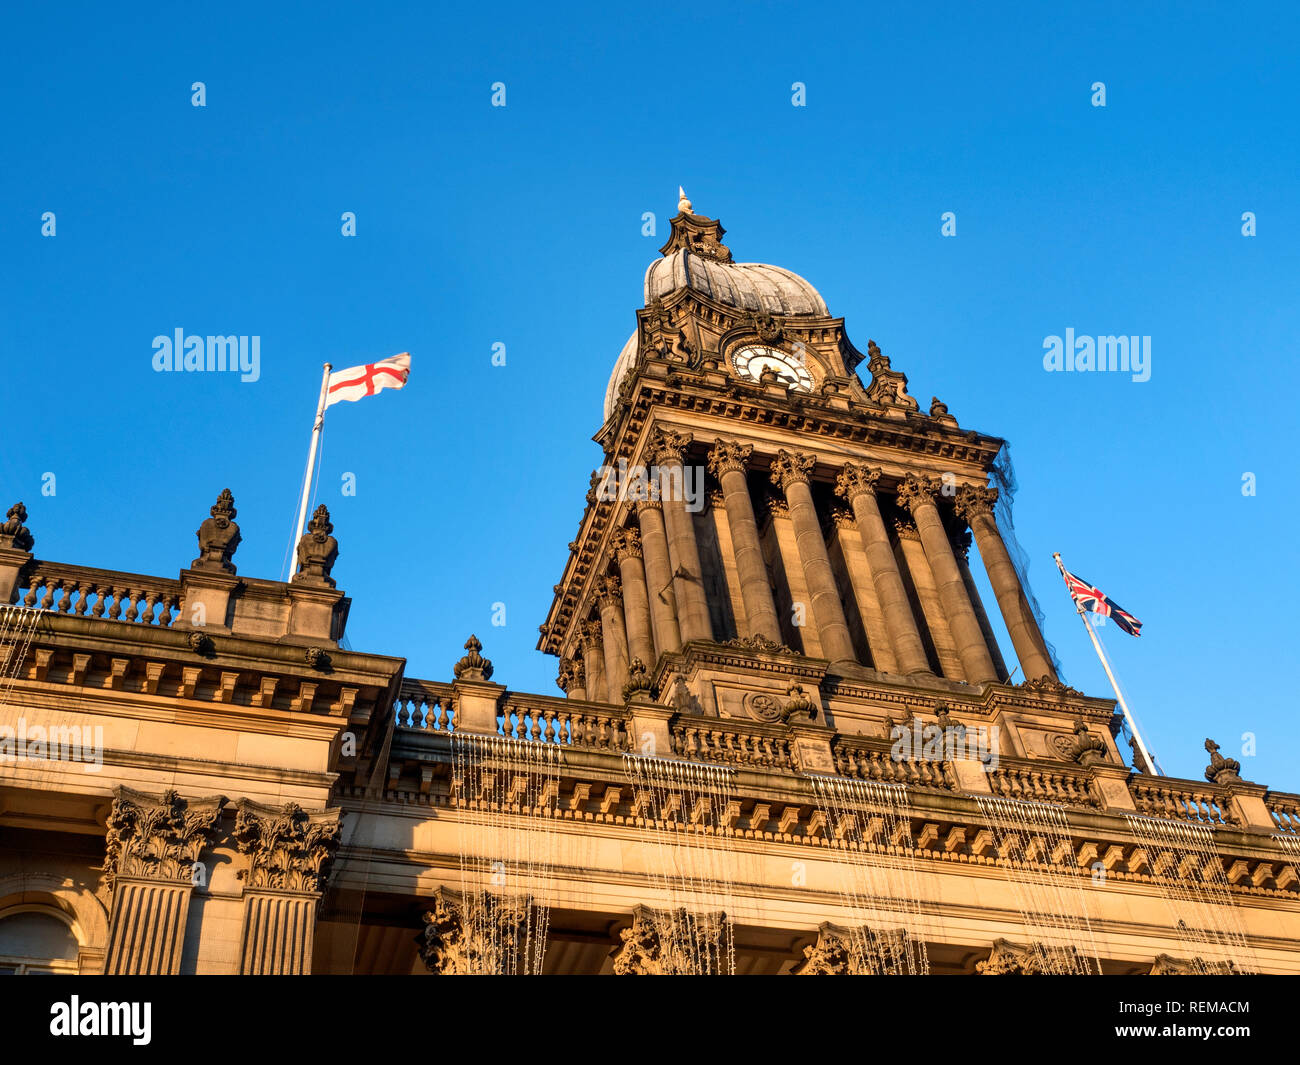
[[1053, 551, 1161, 776], [293, 364, 333, 561]]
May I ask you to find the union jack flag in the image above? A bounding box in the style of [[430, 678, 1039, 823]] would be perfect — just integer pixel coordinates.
[[1061, 567, 1142, 637]]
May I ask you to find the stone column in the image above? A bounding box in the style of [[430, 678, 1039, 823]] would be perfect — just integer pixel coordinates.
[[955, 485, 1057, 683], [614, 528, 657, 668], [956, 531, 1010, 681], [232, 800, 341, 975], [896, 475, 998, 684], [634, 499, 682, 655], [835, 465, 932, 676], [769, 450, 857, 666], [580, 618, 606, 704], [707, 439, 782, 643], [651, 429, 712, 644], [597, 575, 631, 702], [894, 522, 963, 678], [102, 787, 226, 975]]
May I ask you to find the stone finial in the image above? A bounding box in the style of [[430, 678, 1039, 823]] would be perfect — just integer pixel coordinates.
[[1129, 734, 1154, 775], [293, 504, 339, 588], [622, 657, 653, 703], [1204, 738, 1243, 785], [1064, 717, 1106, 767], [192, 489, 241, 574], [781, 683, 816, 723], [929, 397, 959, 426], [863, 340, 919, 411], [0, 502, 34, 552], [453, 635, 494, 682], [678, 186, 693, 215], [934, 702, 965, 737]]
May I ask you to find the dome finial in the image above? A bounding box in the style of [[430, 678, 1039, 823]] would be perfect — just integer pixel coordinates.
[[677, 186, 693, 215]]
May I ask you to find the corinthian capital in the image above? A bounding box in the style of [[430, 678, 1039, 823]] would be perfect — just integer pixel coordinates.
[[650, 427, 693, 465], [769, 450, 816, 490], [707, 439, 754, 478], [580, 617, 603, 646], [953, 484, 999, 521], [834, 463, 882, 502], [612, 527, 643, 560], [102, 786, 227, 895], [232, 799, 342, 895], [895, 473, 941, 515], [596, 573, 623, 606]]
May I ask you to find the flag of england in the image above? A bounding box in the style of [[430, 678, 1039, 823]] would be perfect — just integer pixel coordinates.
[[325, 353, 410, 407]]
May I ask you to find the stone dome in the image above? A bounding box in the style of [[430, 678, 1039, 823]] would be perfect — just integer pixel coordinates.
[[603, 331, 640, 422], [644, 251, 829, 318]]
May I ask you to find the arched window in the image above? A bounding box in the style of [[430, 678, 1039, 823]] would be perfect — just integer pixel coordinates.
[[0, 907, 81, 974]]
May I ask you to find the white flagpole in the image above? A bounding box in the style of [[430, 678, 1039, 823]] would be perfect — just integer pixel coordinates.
[[1053, 551, 1160, 776], [293, 364, 333, 560]]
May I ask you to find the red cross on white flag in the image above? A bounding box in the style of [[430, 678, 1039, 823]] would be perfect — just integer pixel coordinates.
[[324, 352, 411, 407]]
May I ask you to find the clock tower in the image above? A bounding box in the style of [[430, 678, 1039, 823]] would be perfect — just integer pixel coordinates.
[[539, 193, 1067, 742]]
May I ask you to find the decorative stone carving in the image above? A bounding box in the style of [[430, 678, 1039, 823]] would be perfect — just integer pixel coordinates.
[[659, 210, 733, 263], [231, 799, 341, 894], [304, 646, 330, 671], [187, 630, 214, 655], [1018, 675, 1083, 697], [293, 504, 339, 587], [743, 691, 783, 722], [934, 702, 965, 738], [611, 905, 728, 975], [622, 657, 653, 703], [1204, 738, 1243, 785], [1148, 953, 1241, 976], [893, 519, 921, 542], [453, 634, 494, 681], [596, 573, 623, 606], [579, 617, 603, 646], [0, 502, 34, 552], [706, 439, 754, 478], [191, 489, 241, 573], [863, 340, 918, 411], [417, 887, 536, 975], [612, 527, 643, 559], [721, 633, 797, 656], [792, 923, 916, 975], [769, 449, 816, 490], [895, 473, 941, 515], [953, 484, 999, 521], [976, 938, 1084, 975], [834, 464, 881, 501], [1130, 735, 1155, 775], [781, 683, 816, 723], [928, 396, 958, 426], [556, 656, 577, 693], [1063, 717, 1106, 766], [102, 787, 226, 894], [650, 427, 693, 465]]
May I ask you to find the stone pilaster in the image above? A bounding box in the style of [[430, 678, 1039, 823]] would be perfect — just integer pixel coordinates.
[[651, 429, 713, 644], [835, 466, 931, 676], [955, 485, 1057, 683], [101, 786, 226, 975], [708, 439, 782, 643], [896, 475, 998, 684], [232, 800, 342, 975], [613, 528, 657, 669], [634, 499, 682, 655], [597, 575, 631, 703], [769, 450, 856, 667]]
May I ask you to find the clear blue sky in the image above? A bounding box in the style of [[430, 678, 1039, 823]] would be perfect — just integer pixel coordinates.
[[2, 2, 1296, 788]]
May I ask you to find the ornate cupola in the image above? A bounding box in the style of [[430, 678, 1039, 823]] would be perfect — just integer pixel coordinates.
[[538, 194, 1062, 730]]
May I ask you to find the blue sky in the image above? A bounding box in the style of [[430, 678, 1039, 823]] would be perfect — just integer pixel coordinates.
[[1, 2, 1296, 787]]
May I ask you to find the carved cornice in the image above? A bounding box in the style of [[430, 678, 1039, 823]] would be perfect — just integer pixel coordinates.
[[769, 449, 816, 491], [706, 439, 754, 479], [232, 799, 342, 895], [102, 786, 226, 894]]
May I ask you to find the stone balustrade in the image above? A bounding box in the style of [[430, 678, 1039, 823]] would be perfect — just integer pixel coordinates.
[[987, 761, 1098, 808], [14, 563, 183, 627], [1129, 778, 1233, 826], [671, 719, 796, 769], [394, 680, 457, 731], [1267, 794, 1300, 834], [499, 697, 631, 751], [831, 737, 955, 790]]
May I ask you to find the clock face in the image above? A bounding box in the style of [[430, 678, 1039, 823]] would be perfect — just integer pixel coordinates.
[[730, 344, 815, 392]]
